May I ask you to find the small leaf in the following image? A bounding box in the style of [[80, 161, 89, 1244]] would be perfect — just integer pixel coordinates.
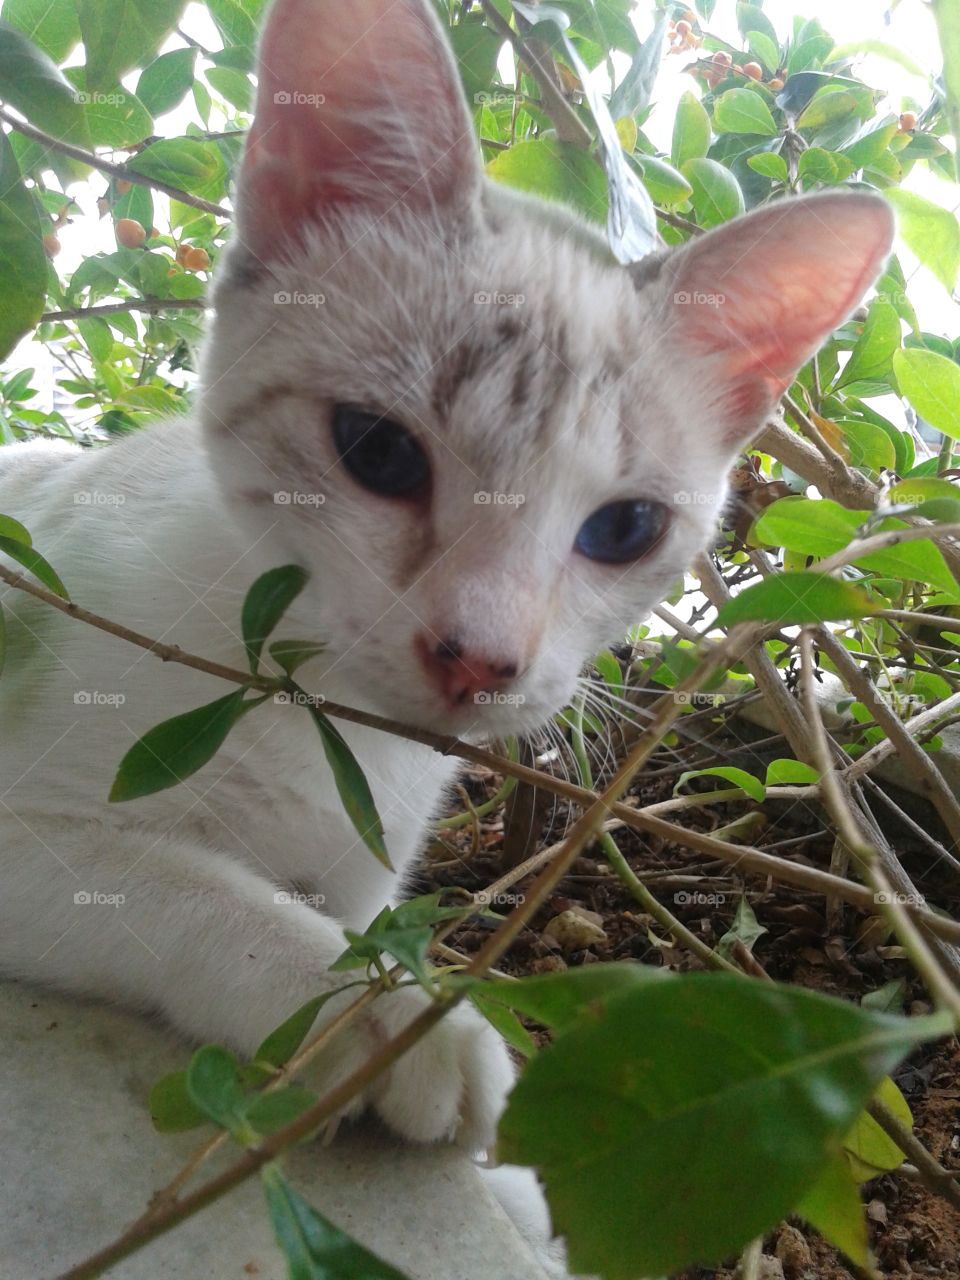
[[0, 513, 31, 544], [263, 1165, 412, 1280], [843, 1075, 911, 1181], [0, 534, 68, 597], [764, 759, 820, 785], [886, 190, 960, 295], [470, 989, 537, 1058], [136, 47, 197, 116], [185, 1044, 249, 1135], [241, 564, 308, 674], [633, 154, 692, 207], [718, 573, 879, 626], [475, 962, 665, 1032], [244, 1086, 317, 1137], [796, 1153, 869, 1266], [893, 348, 960, 441], [307, 708, 391, 869], [837, 300, 901, 388], [713, 88, 778, 137], [149, 1070, 207, 1133], [109, 688, 248, 802], [681, 157, 744, 227], [717, 896, 767, 960], [255, 992, 340, 1069], [671, 90, 711, 168], [674, 766, 765, 802], [747, 152, 788, 182], [267, 639, 326, 677], [78, 0, 183, 91], [487, 138, 608, 225]]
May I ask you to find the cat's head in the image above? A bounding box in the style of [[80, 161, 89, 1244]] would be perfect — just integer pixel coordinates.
[[201, 0, 893, 738]]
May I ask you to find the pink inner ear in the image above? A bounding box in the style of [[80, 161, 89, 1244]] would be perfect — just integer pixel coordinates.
[[238, 0, 479, 257], [669, 194, 895, 439]]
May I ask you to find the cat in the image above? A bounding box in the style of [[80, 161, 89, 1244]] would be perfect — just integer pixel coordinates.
[[0, 0, 893, 1160]]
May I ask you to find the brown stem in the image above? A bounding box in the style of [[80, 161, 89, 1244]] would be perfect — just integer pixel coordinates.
[[42, 299, 208, 324]]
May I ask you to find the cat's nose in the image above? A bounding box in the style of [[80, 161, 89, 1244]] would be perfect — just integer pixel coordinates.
[[415, 635, 521, 709]]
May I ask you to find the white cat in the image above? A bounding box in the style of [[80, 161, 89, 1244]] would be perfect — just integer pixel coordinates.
[[0, 0, 892, 1161]]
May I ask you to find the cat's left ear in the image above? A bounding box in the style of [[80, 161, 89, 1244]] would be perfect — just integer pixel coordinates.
[[635, 193, 895, 446], [236, 0, 481, 260]]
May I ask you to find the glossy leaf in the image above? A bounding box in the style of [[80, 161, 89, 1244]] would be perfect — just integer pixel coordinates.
[[713, 88, 778, 137], [681, 157, 744, 227], [240, 564, 308, 674], [674, 765, 765, 802], [893, 348, 960, 440], [0, 21, 90, 143], [0, 534, 68, 596], [671, 90, 712, 168], [0, 130, 46, 361], [886, 190, 960, 295], [717, 572, 878, 626], [307, 707, 391, 869]]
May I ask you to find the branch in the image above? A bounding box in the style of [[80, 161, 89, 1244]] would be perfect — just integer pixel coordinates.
[[42, 298, 209, 324], [0, 107, 231, 218]]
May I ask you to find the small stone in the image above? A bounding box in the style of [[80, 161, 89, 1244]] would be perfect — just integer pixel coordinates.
[[757, 1256, 785, 1280], [867, 1198, 888, 1225], [775, 1223, 812, 1278], [530, 955, 567, 974], [543, 907, 608, 952]]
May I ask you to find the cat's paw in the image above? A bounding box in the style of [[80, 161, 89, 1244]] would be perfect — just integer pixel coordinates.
[[368, 988, 515, 1152]]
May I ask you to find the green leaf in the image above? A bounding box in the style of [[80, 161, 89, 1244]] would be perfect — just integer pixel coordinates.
[[888, 477, 960, 518], [109, 688, 249, 802], [828, 40, 926, 78], [244, 1086, 317, 1137], [671, 90, 712, 168], [487, 138, 608, 225], [0, 126, 46, 362], [837, 300, 901, 388], [681, 157, 744, 227], [675, 766, 765, 802], [843, 1076, 911, 1181], [64, 70, 153, 148], [746, 29, 780, 74], [797, 146, 855, 184], [498, 974, 949, 1279], [307, 708, 391, 870], [838, 419, 897, 476], [127, 137, 228, 202], [263, 1165, 412, 1280], [477, 962, 665, 1032], [185, 1044, 249, 1135], [267, 639, 326, 678], [633, 154, 692, 207], [747, 151, 788, 181], [736, 1, 778, 47], [717, 895, 767, 960], [149, 1069, 207, 1133], [718, 572, 878, 626], [0, 512, 31, 544], [448, 14, 503, 108], [893, 348, 960, 440], [241, 564, 308, 674], [207, 0, 267, 64], [255, 992, 340, 1069], [78, 0, 184, 91], [0, 0, 80, 62], [0, 534, 68, 596], [713, 88, 778, 137], [796, 1153, 869, 1266], [77, 316, 114, 364], [765, 759, 820, 785], [136, 47, 197, 116], [797, 89, 865, 131], [0, 21, 90, 144], [205, 66, 252, 113], [886, 190, 960, 295], [470, 989, 537, 1058]]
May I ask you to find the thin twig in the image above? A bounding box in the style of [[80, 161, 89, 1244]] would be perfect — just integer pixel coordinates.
[[42, 299, 209, 324]]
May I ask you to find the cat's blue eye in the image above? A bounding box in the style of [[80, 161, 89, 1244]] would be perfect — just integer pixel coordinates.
[[333, 405, 430, 497], [574, 500, 669, 564]]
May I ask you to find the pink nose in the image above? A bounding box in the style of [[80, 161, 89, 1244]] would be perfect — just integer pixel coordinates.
[[415, 635, 520, 709]]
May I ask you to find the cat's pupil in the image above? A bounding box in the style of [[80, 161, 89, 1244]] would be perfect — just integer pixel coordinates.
[[575, 500, 669, 564], [333, 405, 430, 497]]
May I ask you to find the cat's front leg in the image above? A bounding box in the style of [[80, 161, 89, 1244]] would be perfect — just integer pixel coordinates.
[[0, 818, 513, 1149]]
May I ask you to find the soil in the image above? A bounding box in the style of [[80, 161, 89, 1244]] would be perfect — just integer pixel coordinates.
[[417, 721, 960, 1280]]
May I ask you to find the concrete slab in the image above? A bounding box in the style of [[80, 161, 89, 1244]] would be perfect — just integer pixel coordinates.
[[0, 980, 552, 1280]]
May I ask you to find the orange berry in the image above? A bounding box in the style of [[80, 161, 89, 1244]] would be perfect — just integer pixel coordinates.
[[742, 62, 763, 80], [149, 227, 160, 240], [898, 111, 918, 132], [116, 179, 132, 195], [182, 246, 210, 271], [712, 50, 733, 67], [42, 232, 61, 258], [768, 77, 784, 91], [676, 19, 691, 36], [115, 217, 146, 249]]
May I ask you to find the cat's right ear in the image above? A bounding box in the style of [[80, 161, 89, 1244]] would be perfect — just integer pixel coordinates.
[[235, 0, 481, 261]]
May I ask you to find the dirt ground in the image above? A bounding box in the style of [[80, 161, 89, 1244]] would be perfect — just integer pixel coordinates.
[[419, 722, 960, 1280]]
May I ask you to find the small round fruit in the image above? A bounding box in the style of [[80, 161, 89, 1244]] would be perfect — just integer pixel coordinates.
[[768, 77, 784, 91], [42, 233, 61, 258], [149, 227, 160, 240], [676, 19, 691, 36], [742, 62, 763, 80], [898, 111, 918, 132], [115, 217, 146, 249], [116, 179, 132, 195], [182, 246, 210, 271], [712, 50, 732, 67]]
